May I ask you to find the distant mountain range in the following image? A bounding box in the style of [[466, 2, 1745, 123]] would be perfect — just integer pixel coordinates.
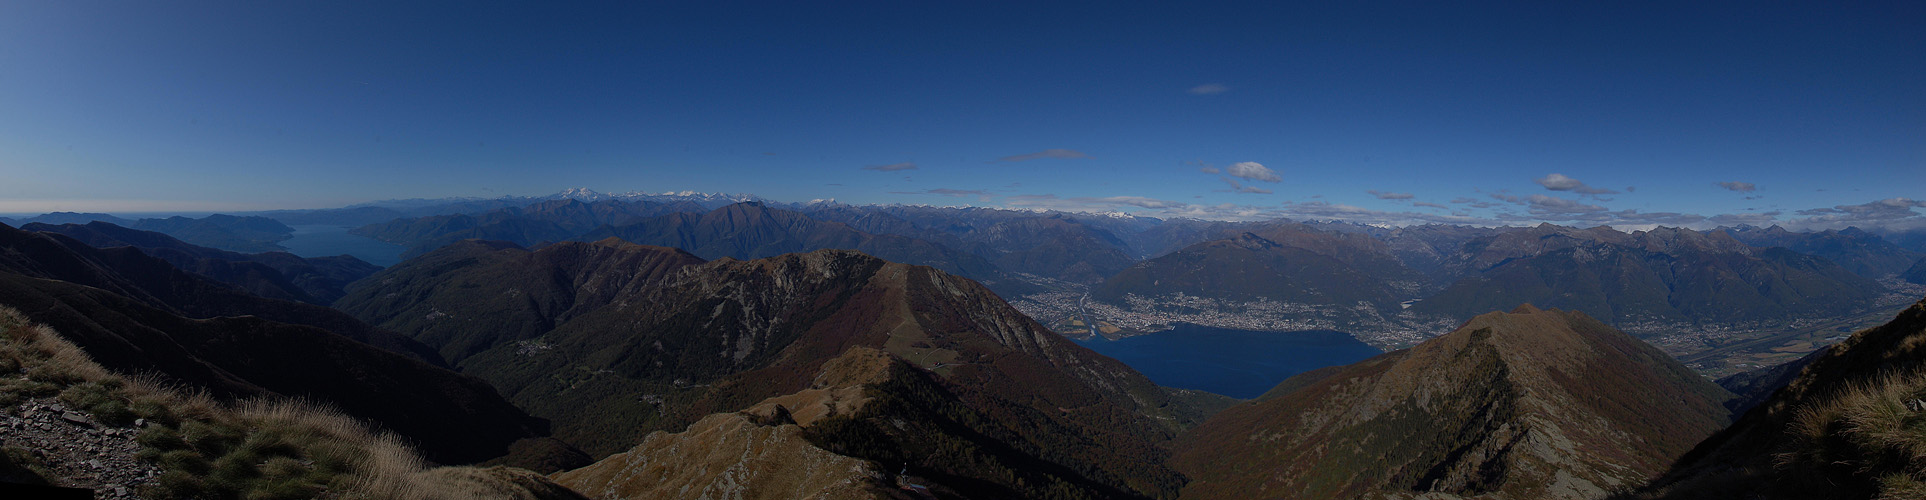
[[0, 213, 295, 253]]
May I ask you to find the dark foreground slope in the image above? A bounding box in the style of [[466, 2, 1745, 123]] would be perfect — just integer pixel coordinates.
[[0, 223, 552, 465], [1174, 305, 1731, 500], [339, 239, 1197, 498], [1634, 295, 1926, 500]]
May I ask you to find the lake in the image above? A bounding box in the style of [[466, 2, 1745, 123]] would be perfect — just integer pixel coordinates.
[[279, 225, 405, 267], [1073, 324, 1382, 399]]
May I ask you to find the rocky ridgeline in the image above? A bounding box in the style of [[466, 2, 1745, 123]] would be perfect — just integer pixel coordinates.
[[2, 398, 160, 499]]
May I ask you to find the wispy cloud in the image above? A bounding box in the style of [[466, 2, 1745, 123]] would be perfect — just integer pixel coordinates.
[[1414, 201, 1448, 209], [1219, 178, 1272, 194], [1368, 190, 1414, 200], [1535, 173, 1619, 195], [890, 188, 989, 197], [1187, 83, 1229, 95], [1526, 194, 1608, 214], [1004, 193, 1187, 211], [1794, 198, 1926, 222], [996, 149, 1089, 162], [1717, 181, 1757, 192], [862, 162, 918, 172]]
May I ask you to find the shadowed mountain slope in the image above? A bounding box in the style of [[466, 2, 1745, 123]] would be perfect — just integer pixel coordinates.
[[0, 223, 434, 362], [577, 202, 1002, 282], [1174, 305, 1731, 500], [1633, 295, 1926, 500], [339, 240, 1196, 498], [1721, 225, 1924, 279], [1904, 256, 1926, 285]]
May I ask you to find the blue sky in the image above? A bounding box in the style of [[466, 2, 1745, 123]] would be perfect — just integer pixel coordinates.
[[1, 1, 1921, 229]]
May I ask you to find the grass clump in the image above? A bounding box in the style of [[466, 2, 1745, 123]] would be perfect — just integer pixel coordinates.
[[1778, 368, 1926, 500]]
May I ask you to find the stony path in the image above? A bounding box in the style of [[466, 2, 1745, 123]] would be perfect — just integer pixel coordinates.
[[1, 398, 161, 499]]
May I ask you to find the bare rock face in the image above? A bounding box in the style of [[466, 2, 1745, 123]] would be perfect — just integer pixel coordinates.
[[1174, 305, 1732, 500]]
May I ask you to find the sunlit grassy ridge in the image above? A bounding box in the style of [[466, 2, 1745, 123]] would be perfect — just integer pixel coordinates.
[[0, 305, 582, 499]]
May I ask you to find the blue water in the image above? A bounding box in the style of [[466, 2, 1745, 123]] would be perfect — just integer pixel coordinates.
[[279, 225, 404, 267], [1074, 324, 1381, 399]]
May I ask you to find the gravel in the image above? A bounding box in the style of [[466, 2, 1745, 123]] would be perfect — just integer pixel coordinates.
[[2, 398, 162, 499]]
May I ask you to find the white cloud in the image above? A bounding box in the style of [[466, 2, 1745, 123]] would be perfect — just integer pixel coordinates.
[[888, 188, 989, 197], [1368, 190, 1414, 200], [1225, 162, 1281, 182], [1535, 173, 1619, 195]]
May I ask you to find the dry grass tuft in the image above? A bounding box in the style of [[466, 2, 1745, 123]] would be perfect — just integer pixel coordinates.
[[1778, 368, 1926, 498]]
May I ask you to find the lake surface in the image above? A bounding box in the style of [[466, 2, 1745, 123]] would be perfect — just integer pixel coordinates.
[[280, 225, 404, 267], [1073, 324, 1381, 399]]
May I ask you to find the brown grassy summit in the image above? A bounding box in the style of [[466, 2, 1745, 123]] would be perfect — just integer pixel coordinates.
[[1173, 305, 1731, 500], [551, 347, 901, 500]]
